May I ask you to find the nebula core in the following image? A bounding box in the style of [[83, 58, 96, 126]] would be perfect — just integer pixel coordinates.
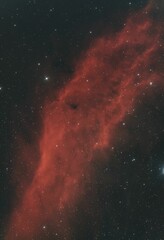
[[6, 4, 163, 240]]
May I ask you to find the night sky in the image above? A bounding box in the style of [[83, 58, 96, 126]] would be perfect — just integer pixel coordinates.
[[0, 0, 164, 239]]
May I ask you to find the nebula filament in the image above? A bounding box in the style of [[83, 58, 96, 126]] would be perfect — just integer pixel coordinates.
[[6, 5, 163, 240]]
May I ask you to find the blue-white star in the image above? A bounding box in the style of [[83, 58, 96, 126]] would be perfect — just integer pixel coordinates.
[[162, 167, 164, 175], [44, 76, 49, 81]]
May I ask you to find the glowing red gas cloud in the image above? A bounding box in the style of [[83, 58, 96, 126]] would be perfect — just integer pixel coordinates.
[[6, 6, 163, 240]]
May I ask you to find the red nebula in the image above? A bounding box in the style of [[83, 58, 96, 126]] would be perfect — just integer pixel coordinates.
[[6, 6, 163, 240]]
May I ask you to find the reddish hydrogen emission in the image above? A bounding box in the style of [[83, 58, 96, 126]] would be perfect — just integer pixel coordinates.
[[6, 8, 163, 240]]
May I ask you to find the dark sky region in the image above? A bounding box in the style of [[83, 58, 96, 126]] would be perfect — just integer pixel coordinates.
[[0, 0, 164, 239]]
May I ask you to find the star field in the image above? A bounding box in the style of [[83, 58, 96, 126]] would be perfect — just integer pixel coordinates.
[[0, 0, 164, 239]]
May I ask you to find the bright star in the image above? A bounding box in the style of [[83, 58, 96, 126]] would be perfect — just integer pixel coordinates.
[[44, 76, 49, 81]]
